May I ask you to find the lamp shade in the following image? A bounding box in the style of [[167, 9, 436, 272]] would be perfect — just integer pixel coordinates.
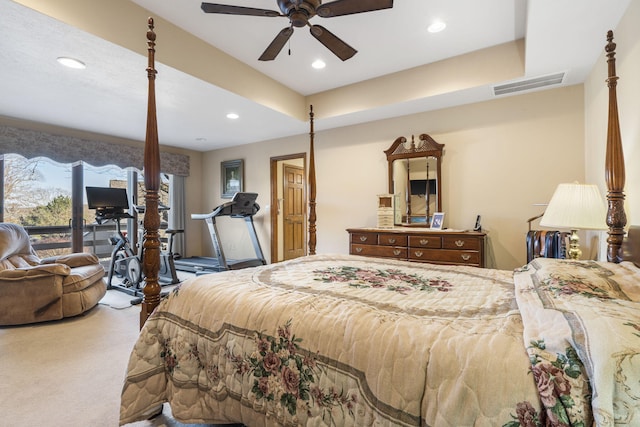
[[540, 183, 607, 230]]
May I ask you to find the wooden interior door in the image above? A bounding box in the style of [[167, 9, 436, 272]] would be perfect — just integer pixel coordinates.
[[283, 164, 305, 260]]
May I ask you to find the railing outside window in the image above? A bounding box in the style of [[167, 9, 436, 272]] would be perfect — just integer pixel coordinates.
[[25, 223, 171, 264], [25, 223, 117, 261]]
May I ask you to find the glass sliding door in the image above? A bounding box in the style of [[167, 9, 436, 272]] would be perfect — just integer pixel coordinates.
[[2, 154, 73, 257], [1, 153, 177, 260]]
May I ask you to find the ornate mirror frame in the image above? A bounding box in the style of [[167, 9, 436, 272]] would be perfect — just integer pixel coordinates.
[[385, 134, 444, 226]]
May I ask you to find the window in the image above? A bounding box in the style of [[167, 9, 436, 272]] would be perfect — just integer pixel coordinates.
[[1, 154, 175, 259], [3, 154, 71, 226], [1, 125, 189, 257]]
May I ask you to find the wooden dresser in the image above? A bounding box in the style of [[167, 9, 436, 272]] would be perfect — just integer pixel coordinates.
[[347, 227, 486, 267]]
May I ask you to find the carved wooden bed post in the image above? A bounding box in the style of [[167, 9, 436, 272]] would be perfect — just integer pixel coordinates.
[[308, 105, 317, 255], [604, 30, 627, 263], [140, 18, 162, 327]]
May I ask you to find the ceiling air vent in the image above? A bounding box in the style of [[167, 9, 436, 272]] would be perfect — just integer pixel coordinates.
[[493, 72, 565, 96]]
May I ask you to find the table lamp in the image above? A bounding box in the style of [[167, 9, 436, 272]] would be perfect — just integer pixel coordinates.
[[539, 183, 607, 260]]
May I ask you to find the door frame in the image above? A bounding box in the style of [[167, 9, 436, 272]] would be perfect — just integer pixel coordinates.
[[270, 153, 306, 263]]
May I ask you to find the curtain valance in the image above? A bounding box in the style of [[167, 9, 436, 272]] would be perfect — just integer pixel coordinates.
[[0, 125, 190, 177]]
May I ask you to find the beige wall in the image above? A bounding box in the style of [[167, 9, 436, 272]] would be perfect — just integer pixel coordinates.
[[196, 3, 640, 270], [197, 137, 309, 263], [13, 3, 640, 270], [585, 0, 640, 233], [0, 77, 591, 271], [200, 86, 585, 270]]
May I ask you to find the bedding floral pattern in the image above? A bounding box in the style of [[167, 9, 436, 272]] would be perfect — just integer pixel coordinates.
[[513, 258, 640, 426], [120, 254, 640, 426]]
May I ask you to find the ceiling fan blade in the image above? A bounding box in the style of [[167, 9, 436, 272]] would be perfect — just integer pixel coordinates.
[[259, 27, 294, 61], [316, 0, 393, 17], [310, 25, 357, 61], [201, 2, 281, 17]]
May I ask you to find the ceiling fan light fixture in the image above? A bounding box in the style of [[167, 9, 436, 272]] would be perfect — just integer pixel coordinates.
[[427, 21, 446, 33], [56, 56, 86, 69], [290, 10, 309, 27], [312, 59, 326, 69]]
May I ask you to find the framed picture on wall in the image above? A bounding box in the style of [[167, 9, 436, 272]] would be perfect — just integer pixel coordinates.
[[221, 159, 243, 199], [430, 212, 445, 230]]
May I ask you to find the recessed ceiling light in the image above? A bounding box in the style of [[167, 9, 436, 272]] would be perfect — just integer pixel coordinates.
[[427, 21, 446, 33], [195, 137, 207, 142], [312, 59, 326, 69], [226, 113, 239, 119], [56, 57, 86, 69]]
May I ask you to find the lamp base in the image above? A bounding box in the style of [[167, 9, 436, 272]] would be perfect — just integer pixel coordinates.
[[567, 229, 582, 260]]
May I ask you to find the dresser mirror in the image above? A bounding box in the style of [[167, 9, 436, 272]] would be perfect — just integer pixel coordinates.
[[385, 134, 444, 226]]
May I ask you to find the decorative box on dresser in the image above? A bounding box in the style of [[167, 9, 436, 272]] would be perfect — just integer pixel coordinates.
[[347, 227, 486, 268]]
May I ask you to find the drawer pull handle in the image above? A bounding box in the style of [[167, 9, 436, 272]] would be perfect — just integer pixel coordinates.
[[420, 239, 429, 245], [455, 240, 465, 247], [414, 251, 423, 257], [461, 254, 471, 261], [393, 250, 401, 256], [355, 247, 363, 253], [359, 236, 368, 242], [388, 238, 396, 244]]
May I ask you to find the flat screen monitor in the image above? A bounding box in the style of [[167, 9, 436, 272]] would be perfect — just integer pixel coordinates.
[[410, 179, 436, 196], [230, 192, 259, 216], [86, 186, 129, 211]]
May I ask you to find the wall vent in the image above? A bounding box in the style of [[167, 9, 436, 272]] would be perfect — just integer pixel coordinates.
[[493, 72, 565, 96]]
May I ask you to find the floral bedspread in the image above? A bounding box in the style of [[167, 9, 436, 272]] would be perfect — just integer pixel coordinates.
[[513, 258, 640, 426], [121, 254, 583, 426]]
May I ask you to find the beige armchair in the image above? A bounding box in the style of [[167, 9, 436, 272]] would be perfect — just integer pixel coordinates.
[[0, 223, 106, 326]]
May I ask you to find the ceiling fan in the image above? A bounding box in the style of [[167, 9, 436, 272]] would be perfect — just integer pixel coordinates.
[[200, 0, 394, 61]]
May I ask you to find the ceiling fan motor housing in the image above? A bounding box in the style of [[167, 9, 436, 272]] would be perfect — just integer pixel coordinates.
[[278, 0, 321, 26]]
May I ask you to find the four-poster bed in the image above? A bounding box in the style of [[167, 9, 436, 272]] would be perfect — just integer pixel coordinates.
[[121, 22, 639, 426]]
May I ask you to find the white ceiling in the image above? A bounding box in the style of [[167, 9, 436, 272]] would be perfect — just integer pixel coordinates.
[[0, 0, 632, 151]]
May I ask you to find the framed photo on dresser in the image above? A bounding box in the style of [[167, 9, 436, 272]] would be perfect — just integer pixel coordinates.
[[431, 212, 445, 230]]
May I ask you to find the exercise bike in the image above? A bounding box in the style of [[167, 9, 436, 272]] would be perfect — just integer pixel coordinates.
[[133, 204, 184, 286], [103, 208, 183, 301], [106, 211, 144, 295], [105, 212, 183, 298], [86, 186, 141, 295], [86, 186, 182, 298]]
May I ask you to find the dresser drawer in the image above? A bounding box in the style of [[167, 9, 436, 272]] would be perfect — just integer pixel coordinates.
[[442, 236, 481, 250], [351, 244, 407, 259], [408, 235, 442, 248], [378, 234, 408, 246], [347, 228, 486, 268], [350, 232, 377, 245], [409, 248, 480, 265]]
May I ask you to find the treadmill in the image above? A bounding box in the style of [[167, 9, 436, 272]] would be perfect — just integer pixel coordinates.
[[174, 192, 267, 274]]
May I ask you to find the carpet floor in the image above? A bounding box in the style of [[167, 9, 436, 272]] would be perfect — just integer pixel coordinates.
[[0, 284, 223, 427]]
